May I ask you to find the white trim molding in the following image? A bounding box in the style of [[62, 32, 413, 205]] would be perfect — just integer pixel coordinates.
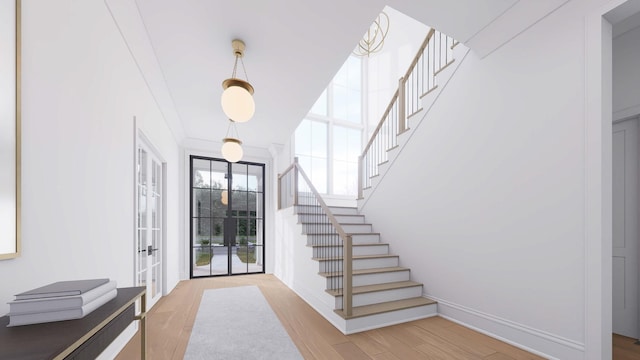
[[430, 295, 585, 360]]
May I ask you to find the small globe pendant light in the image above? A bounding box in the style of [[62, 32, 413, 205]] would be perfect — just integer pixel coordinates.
[[221, 120, 243, 163]]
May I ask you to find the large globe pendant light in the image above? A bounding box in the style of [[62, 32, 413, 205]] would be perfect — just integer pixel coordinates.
[[221, 40, 255, 123]]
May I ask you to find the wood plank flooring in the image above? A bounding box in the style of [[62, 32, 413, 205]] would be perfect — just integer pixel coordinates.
[[613, 334, 640, 360], [115, 274, 633, 359]]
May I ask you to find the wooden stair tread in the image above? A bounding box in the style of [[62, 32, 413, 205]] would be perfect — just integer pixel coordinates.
[[297, 212, 363, 217], [335, 297, 437, 320], [326, 281, 422, 296], [295, 205, 357, 210], [306, 232, 380, 235], [309, 243, 387, 248], [302, 222, 371, 225], [318, 266, 409, 278], [312, 254, 398, 261]]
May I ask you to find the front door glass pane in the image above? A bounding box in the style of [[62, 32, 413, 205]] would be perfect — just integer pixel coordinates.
[[190, 156, 264, 277]]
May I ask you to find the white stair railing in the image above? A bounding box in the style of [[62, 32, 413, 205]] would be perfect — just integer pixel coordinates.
[[358, 28, 458, 199], [278, 158, 354, 317]]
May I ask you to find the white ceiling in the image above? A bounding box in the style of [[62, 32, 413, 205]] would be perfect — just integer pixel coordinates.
[[107, 0, 568, 150]]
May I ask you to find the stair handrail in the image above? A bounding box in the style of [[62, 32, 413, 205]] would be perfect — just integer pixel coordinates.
[[360, 29, 435, 158], [358, 28, 458, 199], [278, 158, 353, 317]]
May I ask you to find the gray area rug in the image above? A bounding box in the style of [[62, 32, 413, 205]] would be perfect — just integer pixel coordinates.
[[184, 286, 304, 360]]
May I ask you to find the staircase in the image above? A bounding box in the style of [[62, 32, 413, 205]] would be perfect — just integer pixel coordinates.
[[276, 27, 467, 334], [297, 204, 436, 323], [277, 164, 436, 334]]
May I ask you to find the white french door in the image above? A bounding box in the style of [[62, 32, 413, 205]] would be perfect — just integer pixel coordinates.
[[136, 139, 165, 309]]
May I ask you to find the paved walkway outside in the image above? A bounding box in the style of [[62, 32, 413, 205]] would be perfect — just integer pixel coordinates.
[[193, 248, 262, 276]]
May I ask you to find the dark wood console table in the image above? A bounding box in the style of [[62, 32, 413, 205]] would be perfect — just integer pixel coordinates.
[[0, 286, 146, 360]]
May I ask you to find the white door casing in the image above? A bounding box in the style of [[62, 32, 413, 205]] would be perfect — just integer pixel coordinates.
[[612, 117, 639, 339]]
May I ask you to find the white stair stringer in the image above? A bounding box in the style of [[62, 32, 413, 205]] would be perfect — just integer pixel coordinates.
[[359, 44, 471, 208], [278, 205, 437, 335]]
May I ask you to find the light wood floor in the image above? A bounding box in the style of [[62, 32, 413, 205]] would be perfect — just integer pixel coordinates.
[[614, 334, 640, 360], [115, 274, 634, 359]]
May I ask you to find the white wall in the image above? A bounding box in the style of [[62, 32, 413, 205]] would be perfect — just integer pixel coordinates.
[[613, 23, 640, 121], [0, 0, 181, 315], [360, 0, 612, 358]]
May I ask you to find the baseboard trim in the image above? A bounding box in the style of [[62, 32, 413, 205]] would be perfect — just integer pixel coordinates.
[[431, 295, 585, 360]]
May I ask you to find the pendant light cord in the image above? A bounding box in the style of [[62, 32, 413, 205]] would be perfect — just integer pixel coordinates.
[[225, 120, 240, 139], [230, 55, 250, 82]]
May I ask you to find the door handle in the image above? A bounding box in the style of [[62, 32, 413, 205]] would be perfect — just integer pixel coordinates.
[[147, 245, 159, 256]]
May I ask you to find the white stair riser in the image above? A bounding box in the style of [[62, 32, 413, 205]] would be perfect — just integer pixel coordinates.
[[326, 270, 411, 288], [313, 245, 389, 258], [355, 270, 411, 286], [352, 234, 380, 243], [344, 304, 438, 334], [298, 214, 366, 224], [295, 205, 359, 215], [306, 234, 380, 245], [334, 286, 424, 309], [302, 223, 372, 234], [318, 257, 399, 272]]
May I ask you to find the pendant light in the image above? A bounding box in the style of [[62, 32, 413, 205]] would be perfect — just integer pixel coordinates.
[[221, 120, 243, 163], [221, 39, 255, 123], [221, 190, 228, 205]]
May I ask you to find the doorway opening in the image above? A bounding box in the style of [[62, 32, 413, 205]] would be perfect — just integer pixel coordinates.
[[189, 156, 265, 277], [612, 116, 639, 342], [607, 1, 640, 354]]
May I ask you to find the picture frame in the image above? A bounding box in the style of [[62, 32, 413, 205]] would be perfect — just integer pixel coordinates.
[[0, 0, 21, 260]]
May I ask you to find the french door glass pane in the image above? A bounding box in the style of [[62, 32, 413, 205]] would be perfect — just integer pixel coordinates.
[[136, 144, 165, 308], [191, 157, 264, 277]]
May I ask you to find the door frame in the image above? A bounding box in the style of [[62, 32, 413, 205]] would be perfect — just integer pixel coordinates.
[[134, 127, 168, 309], [188, 155, 266, 278]]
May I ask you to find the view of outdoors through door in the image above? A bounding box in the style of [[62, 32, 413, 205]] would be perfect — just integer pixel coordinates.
[[136, 142, 164, 309], [190, 156, 265, 277]]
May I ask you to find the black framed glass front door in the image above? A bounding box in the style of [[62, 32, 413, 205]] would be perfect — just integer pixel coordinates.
[[190, 156, 265, 277]]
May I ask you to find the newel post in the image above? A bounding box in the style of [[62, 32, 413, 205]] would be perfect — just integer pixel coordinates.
[[343, 234, 353, 317], [277, 173, 282, 210], [293, 157, 299, 206], [357, 155, 364, 200], [398, 76, 406, 134]]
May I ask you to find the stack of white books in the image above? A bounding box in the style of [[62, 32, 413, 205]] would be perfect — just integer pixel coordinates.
[[7, 279, 117, 327]]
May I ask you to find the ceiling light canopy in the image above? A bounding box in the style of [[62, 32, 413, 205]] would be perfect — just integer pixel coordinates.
[[221, 39, 255, 123]]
